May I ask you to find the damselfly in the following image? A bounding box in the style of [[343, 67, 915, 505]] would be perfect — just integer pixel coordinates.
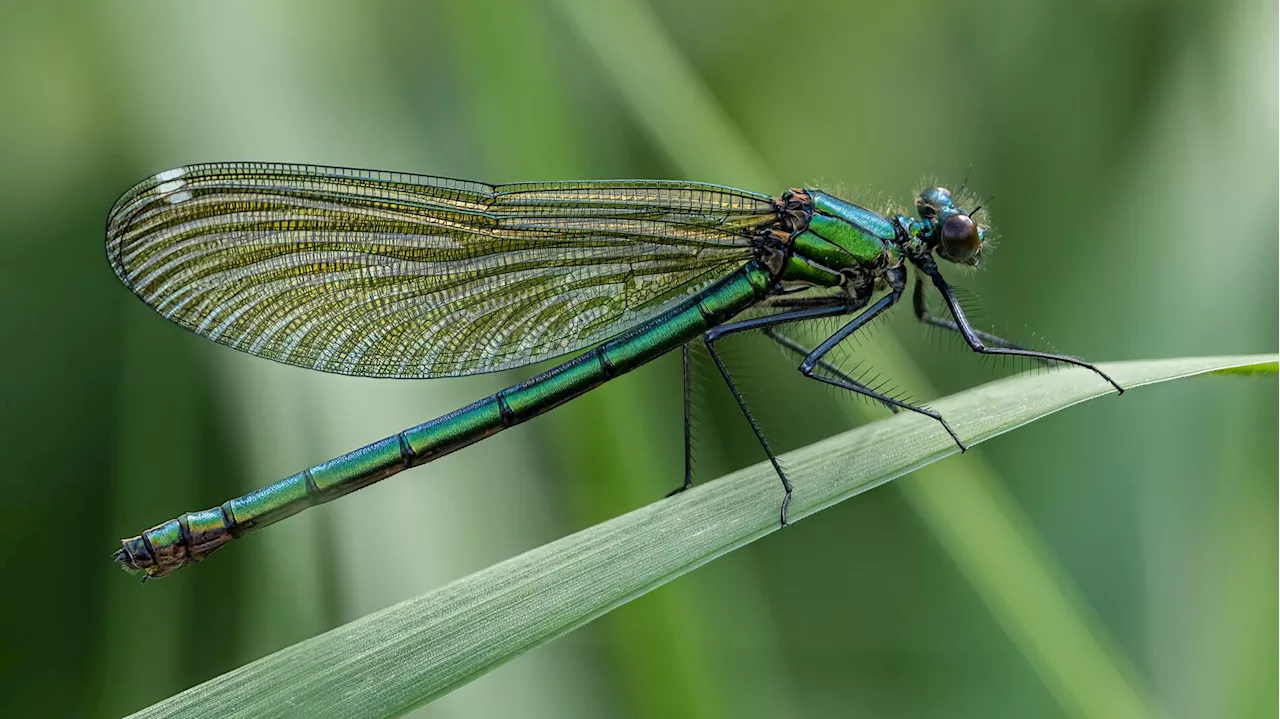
[[108, 163, 1122, 578]]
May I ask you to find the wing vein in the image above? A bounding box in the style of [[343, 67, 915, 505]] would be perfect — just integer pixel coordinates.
[[106, 162, 775, 378]]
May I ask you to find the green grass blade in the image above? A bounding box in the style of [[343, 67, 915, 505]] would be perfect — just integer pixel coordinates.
[[126, 355, 1276, 719]]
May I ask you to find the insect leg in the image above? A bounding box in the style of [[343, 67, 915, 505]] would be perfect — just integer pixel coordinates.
[[696, 299, 870, 526], [785, 269, 966, 450], [704, 297, 866, 343], [703, 338, 795, 526], [917, 262, 1124, 393], [665, 343, 697, 497], [762, 328, 900, 415], [911, 276, 1032, 351]]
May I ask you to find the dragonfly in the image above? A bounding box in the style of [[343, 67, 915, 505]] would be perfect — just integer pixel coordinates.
[[107, 162, 1123, 579]]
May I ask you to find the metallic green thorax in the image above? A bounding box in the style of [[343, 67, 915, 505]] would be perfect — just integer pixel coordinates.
[[117, 262, 774, 577], [781, 190, 899, 284], [810, 193, 893, 258]]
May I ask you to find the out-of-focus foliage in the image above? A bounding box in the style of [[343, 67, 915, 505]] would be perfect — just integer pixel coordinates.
[[0, 1, 1273, 718]]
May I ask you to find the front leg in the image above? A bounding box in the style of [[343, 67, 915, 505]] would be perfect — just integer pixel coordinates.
[[785, 267, 966, 452], [916, 260, 1124, 394], [912, 276, 1032, 351]]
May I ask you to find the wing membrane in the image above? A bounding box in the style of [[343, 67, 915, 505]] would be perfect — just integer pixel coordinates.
[[106, 162, 777, 377]]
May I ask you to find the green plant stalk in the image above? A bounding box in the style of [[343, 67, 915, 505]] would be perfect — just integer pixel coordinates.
[[126, 355, 1276, 719]]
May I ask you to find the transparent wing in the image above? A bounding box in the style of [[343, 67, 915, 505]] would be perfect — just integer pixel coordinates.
[[106, 162, 777, 377]]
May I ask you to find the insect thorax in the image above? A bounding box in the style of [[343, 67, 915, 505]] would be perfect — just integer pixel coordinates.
[[762, 188, 902, 291]]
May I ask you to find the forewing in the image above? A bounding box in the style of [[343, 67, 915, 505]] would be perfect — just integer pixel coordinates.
[[106, 162, 776, 377]]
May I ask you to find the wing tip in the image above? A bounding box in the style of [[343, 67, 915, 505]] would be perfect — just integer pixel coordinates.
[[105, 165, 210, 286]]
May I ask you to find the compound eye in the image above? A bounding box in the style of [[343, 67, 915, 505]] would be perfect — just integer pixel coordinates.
[[939, 213, 980, 262]]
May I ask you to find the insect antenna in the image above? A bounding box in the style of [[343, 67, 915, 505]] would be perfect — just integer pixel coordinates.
[[969, 196, 993, 219], [957, 164, 973, 197]]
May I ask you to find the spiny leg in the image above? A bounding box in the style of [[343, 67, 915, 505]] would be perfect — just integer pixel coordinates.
[[912, 276, 1032, 351], [916, 261, 1124, 393], [762, 328, 900, 414], [670, 300, 857, 499], [668, 297, 849, 499], [761, 295, 857, 310], [801, 363, 965, 451], [704, 337, 794, 526], [704, 296, 869, 343], [666, 343, 696, 498], [766, 327, 964, 450], [792, 268, 967, 451], [796, 267, 905, 369], [698, 298, 873, 526]]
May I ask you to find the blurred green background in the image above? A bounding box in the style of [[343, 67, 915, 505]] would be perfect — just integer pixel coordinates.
[[0, 1, 1275, 717]]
